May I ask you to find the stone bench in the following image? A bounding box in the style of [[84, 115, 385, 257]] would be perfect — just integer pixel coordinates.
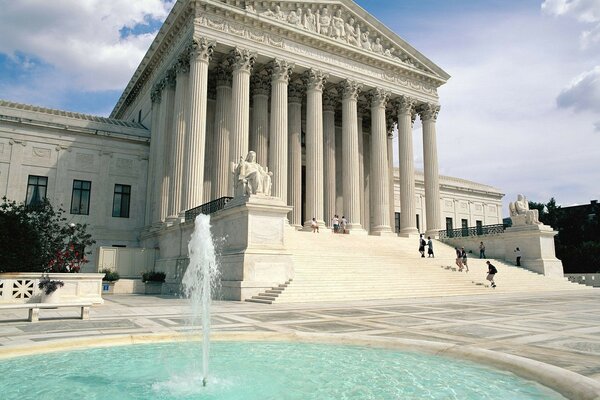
[[0, 302, 92, 322]]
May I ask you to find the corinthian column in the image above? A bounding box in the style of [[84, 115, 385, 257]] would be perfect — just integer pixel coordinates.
[[387, 118, 395, 232], [229, 48, 256, 174], [288, 81, 303, 228], [212, 62, 232, 199], [340, 80, 365, 233], [303, 69, 328, 228], [395, 96, 419, 236], [182, 38, 214, 211], [357, 103, 367, 231], [268, 59, 294, 202], [419, 103, 442, 237], [250, 71, 270, 167], [203, 82, 216, 204], [323, 88, 337, 226], [146, 83, 163, 225], [168, 53, 190, 219], [367, 88, 392, 235], [158, 70, 176, 222]]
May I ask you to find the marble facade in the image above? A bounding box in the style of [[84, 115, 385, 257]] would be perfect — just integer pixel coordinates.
[[0, 1, 505, 274]]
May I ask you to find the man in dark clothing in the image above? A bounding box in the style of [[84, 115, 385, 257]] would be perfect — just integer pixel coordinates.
[[486, 261, 497, 288], [419, 234, 426, 258]]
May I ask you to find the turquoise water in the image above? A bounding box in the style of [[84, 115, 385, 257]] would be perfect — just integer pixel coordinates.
[[0, 341, 564, 400]]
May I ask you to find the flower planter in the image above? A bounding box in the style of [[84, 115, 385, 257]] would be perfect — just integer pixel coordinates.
[[102, 281, 116, 295], [41, 288, 61, 304], [144, 282, 163, 295]]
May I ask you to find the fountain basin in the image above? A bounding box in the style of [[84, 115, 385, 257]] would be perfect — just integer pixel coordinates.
[[1, 332, 598, 399]]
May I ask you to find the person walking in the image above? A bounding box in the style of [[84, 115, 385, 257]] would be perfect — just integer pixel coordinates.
[[427, 236, 434, 258], [311, 217, 319, 233], [479, 242, 486, 259], [455, 247, 463, 270], [331, 215, 339, 233], [514, 247, 522, 266], [486, 261, 497, 288], [340, 216, 348, 234], [461, 247, 469, 272], [419, 234, 426, 257]]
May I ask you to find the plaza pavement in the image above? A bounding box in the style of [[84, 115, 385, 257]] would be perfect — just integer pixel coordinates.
[[1, 290, 599, 383]]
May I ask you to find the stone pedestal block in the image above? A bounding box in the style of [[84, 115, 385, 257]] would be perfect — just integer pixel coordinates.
[[503, 224, 564, 278], [211, 195, 294, 300]]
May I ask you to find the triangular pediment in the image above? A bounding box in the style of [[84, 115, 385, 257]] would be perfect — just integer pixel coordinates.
[[212, 0, 449, 82]]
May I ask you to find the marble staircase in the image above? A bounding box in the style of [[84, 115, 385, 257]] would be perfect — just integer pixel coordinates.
[[246, 229, 591, 304]]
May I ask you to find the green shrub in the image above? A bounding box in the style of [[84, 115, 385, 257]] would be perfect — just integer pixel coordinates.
[[141, 271, 166, 283], [101, 269, 120, 282]]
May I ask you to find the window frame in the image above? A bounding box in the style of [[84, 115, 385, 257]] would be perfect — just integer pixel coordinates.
[[112, 184, 131, 218], [70, 179, 91, 215], [25, 175, 48, 206]]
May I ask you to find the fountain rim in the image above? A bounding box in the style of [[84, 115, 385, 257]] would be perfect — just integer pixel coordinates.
[[0, 331, 598, 400]]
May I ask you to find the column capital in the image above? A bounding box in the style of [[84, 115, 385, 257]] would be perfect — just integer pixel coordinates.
[[164, 68, 177, 89], [367, 88, 390, 109], [215, 61, 232, 87], [175, 51, 190, 74], [267, 59, 294, 84], [303, 69, 328, 92], [250, 70, 270, 96], [151, 83, 163, 103], [190, 37, 216, 63], [229, 47, 257, 73], [289, 80, 304, 104], [340, 80, 362, 101], [418, 103, 441, 122], [394, 95, 416, 115], [386, 115, 396, 136], [323, 88, 338, 111]]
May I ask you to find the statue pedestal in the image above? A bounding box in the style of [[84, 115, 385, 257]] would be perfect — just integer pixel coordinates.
[[503, 224, 564, 278], [211, 195, 294, 300]]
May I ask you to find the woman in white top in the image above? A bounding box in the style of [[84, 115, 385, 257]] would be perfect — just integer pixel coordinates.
[[311, 217, 319, 233]]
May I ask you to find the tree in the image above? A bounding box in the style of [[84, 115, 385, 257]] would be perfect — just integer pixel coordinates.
[[0, 197, 95, 273], [529, 197, 600, 273]]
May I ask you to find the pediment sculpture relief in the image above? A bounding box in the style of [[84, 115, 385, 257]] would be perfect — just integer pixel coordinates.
[[249, 2, 424, 70]]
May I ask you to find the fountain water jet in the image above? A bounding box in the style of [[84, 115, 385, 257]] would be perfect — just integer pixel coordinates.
[[182, 214, 221, 387]]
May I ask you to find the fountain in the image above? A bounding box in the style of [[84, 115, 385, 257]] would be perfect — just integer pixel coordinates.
[[181, 214, 221, 387]]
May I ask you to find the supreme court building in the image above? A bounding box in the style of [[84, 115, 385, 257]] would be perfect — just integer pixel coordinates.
[[0, 0, 503, 271]]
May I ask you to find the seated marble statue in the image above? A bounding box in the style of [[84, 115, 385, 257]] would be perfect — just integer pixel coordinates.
[[509, 194, 541, 225], [231, 151, 273, 197]]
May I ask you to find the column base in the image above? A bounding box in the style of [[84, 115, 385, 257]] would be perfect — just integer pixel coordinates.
[[371, 227, 396, 237], [399, 227, 419, 237], [346, 224, 368, 235]]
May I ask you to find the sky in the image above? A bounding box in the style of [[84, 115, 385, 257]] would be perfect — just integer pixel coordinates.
[[0, 0, 598, 215]]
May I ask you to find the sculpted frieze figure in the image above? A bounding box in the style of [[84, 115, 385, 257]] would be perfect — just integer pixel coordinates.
[[303, 8, 317, 32], [345, 17, 360, 46], [317, 7, 331, 36], [372, 37, 384, 54], [261, 5, 285, 21], [287, 10, 302, 26], [232, 151, 273, 197], [330, 9, 346, 40], [360, 29, 372, 50], [509, 194, 542, 226]]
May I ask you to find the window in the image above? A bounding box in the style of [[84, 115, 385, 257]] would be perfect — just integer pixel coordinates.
[[112, 184, 131, 218], [446, 217, 453, 232], [461, 219, 469, 236], [416, 214, 420, 232], [25, 175, 48, 206], [70, 180, 91, 215], [394, 212, 400, 233], [138, 109, 142, 123]]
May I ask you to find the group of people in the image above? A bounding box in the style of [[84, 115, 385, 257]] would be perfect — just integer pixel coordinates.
[[418, 234, 435, 258], [330, 215, 348, 234], [309, 215, 349, 233], [418, 236, 497, 288]]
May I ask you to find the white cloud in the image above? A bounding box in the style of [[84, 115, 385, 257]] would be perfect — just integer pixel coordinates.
[[542, 0, 600, 22], [557, 66, 600, 112], [0, 0, 174, 92]]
